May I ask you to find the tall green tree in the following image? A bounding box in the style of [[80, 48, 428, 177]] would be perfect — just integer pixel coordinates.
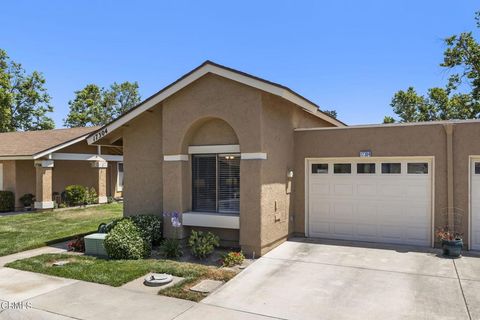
[[385, 11, 480, 123], [0, 49, 54, 132], [64, 81, 140, 127]]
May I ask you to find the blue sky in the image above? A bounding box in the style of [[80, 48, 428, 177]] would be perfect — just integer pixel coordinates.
[[0, 1, 478, 126]]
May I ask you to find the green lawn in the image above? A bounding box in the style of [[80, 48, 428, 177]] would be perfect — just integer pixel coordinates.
[[0, 203, 122, 257], [7, 253, 236, 301]]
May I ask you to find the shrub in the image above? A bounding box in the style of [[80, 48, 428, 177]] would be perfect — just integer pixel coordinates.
[[104, 219, 148, 259], [64, 185, 88, 206], [128, 215, 162, 245], [188, 230, 220, 259], [64, 185, 98, 206], [19, 193, 35, 207], [85, 187, 98, 205], [67, 237, 85, 252], [160, 238, 183, 258], [0, 191, 15, 212], [221, 251, 245, 267]]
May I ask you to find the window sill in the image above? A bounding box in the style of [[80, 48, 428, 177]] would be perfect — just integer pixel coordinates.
[[182, 212, 240, 229]]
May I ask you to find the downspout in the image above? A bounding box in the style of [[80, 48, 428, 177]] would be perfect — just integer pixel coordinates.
[[444, 123, 454, 231]]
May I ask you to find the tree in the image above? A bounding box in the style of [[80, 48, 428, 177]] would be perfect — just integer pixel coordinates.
[[385, 11, 480, 123], [323, 109, 338, 119], [64, 81, 140, 127], [0, 49, 54, 132]]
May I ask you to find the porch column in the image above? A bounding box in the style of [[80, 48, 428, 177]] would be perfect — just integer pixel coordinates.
[[34, 160, 54, 210], [91, 161, 108, 204]]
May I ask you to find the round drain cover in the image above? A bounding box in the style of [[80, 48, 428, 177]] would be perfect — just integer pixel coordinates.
[[144, 273, 173, 287]]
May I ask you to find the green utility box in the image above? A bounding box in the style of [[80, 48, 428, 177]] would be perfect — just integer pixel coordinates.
[[84, 233, 108, 257]]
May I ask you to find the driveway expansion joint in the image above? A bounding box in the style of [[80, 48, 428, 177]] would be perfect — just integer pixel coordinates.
[[453, 259, 472, 320], [201, 302, 288, 320], [262, 256, 458, 280]]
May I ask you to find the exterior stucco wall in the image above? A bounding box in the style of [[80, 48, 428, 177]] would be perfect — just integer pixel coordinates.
[[259, 93, 335, 254], [15, 160, 36, 207], [452, 123, 480, 241], [162, 74, 264, 251], [123, 110, 163, 216], [294, 124, 450, 243]]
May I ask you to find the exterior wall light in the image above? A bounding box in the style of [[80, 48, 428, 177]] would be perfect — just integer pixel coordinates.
[[287, 170, 294, 179]]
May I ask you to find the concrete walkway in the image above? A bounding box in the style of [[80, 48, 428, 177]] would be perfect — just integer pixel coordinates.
[[0, 242, 67, 267]]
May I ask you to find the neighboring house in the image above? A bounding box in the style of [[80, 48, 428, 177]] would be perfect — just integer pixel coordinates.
[[0, 127, 123, 210], [87, 60, 480, 255]]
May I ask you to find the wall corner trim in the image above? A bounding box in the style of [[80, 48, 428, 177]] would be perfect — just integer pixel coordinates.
[[241, 153, 267, 160], [164, 155, 189, 161]]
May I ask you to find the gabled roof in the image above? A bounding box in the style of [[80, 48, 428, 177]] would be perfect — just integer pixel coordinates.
[[0, 126, 99, 160], [87, 61, 346, 144]]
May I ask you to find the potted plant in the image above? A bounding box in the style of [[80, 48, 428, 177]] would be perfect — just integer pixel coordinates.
[[436, 226, 463, 257], [19, 193, 35, 211]]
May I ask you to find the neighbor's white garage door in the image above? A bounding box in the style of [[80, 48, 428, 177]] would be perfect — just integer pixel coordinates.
[[470, 159, 480, 250], [308, 158, 432, 246]]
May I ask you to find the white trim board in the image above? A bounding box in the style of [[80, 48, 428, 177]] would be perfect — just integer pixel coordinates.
[[164, 155, 189, 161], [182, 212, 240, 229], [87, 61, 344, 145], [241, 153, 267, 160], [50, 153, 123, 162], [188, 145, 240, 154]]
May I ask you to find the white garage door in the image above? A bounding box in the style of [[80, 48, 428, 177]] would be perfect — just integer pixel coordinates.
[[307, 158, 432, 246], [470, 159, 480, 250]]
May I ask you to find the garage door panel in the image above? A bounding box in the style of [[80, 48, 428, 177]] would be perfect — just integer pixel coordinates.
[[471, 160, 480, 250], [405, 185, 429, 198], [309, 221, 330, 235], [333, 223, 354, 236], [357, 184, 377, 196], [378, 184, 404, 197], [308, 158, 432, 247], [406, 227, 429, 241], [333, 184, 354, 195], [310, 183, 330, 195], [356, 224, 378, 237]]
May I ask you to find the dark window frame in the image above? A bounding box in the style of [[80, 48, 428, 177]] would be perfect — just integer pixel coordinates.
[[192, 153, 240, 214]]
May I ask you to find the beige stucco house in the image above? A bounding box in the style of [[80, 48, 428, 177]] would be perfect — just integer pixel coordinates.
[[0, 127, 123, 210], [87, 61, 480, 255]]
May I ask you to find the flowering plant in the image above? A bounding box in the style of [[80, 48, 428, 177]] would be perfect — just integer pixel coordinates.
[[220, 251, 245, 267], [161, 211, 183, 258], [435, 226, 462, 241], [67, 237, 85, 252]]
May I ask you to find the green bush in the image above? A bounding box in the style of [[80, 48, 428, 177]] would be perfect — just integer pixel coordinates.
[[221, 251, 245, 267], [64, 185, 87, 206], [85, 187, 98, 205], [0, 191, 15, 212], [104, 219, 149, 260], [188, 230, 220, 259], [64, 185, 98, 206], [19, 193, 35, 207], [128, 215, 162, 245], [160, 238, 183, 258]]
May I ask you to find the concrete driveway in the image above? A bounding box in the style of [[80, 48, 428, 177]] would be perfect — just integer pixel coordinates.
[[203, 239, 480, 320]]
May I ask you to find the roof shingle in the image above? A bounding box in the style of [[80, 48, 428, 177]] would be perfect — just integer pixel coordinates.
[[0, 127, 99, 157]]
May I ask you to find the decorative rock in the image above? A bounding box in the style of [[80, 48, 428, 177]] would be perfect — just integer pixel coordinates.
[[190, 279, 223, 293], [143, 273, 173, 287]]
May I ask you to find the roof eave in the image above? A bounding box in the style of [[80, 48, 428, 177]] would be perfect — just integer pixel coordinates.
[[87, 61, 345, 144]]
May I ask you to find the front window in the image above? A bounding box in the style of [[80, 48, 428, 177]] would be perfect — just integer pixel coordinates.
[[192, 154, 240, 214]]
